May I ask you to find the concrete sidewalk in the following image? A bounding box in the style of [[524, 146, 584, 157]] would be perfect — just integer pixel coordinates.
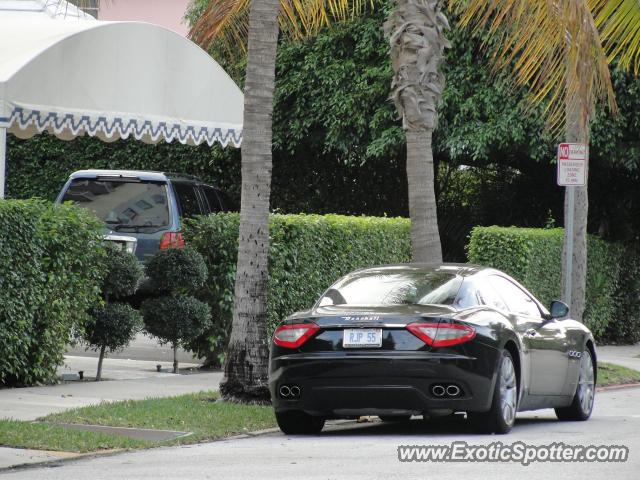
[[0, 448, 79, 470], [0, 352, 222, 471], [597, 344, 640, 371], [1, 351, 222, 423]]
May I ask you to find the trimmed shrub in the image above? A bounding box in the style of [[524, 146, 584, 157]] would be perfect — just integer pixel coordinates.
[[184, 213, 412, 364], [142, 296, 212, 350], [102, 245, 145, 300], [85, 303, 143, 379], [467, 226, 624, 338], [0, 200, 106, 386], [83, 246, 144, 380], [145, 247, 208, 294], [141, 247, 211, 372]]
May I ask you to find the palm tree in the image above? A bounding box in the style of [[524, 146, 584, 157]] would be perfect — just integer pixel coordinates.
[[384, 0, 449, 263], [190, 1, 372, 402], [192, 0, 448, 266], [447, 0, 640, 322], [191, 0, 281, 402]]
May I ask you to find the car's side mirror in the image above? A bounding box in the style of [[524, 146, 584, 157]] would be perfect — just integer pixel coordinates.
[[548, 300, 569, 319]]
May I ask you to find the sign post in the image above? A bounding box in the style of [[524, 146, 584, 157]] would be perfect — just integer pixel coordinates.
[[557, 143, 587, 308]]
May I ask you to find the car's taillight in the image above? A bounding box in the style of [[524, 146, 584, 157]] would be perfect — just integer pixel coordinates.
[[159, 232, 185, 250], [407, 322, 476, 347], [273, 323, 320, 349]]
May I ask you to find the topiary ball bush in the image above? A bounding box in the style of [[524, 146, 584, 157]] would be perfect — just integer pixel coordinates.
[[145, 247, 208, 294], [85, 302, 143, 353], [102, 244, 144, 300], [141, 295, 212, 347]]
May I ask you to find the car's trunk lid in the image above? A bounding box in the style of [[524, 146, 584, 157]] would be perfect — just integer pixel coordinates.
[[306, 304, 456, 328]]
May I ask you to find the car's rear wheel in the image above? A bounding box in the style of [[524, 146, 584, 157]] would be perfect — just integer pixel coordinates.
[[378, 415, 412, 422], [555, 348, 595, 421], [468, 349, 518, 434], [275, 410, 325, 434]]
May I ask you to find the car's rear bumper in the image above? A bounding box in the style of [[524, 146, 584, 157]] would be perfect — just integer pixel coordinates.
[[269, 347, 500, 418]]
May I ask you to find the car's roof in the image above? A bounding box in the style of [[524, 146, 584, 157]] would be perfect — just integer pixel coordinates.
[[68, 169, 207, 183], [349, 263, 488, 278]]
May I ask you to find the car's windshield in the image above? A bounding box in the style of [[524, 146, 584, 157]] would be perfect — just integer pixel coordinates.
[[318, 270, 463, 307], [61, 179, 170, 229]]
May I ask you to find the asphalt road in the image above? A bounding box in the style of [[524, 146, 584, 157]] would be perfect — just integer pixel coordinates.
[[4, 387, 639, 480]]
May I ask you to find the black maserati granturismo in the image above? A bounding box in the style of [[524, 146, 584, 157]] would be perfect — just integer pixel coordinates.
[[269, 264, 596, 434]]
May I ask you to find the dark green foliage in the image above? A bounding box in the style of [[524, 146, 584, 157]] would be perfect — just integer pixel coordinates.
[[8, 5, 640, 261], [102, 245, 144, 300], [84, 303, 143, 353], [145, 247, 208, 294], [141, 296, 212, 348], [0, 9, 564, 261], [603, 245, 640, 344], [5, 133, 241, 206], [0, 200, 106, 386], [184, 212, 411, 362], [467, 226, 625, 339]]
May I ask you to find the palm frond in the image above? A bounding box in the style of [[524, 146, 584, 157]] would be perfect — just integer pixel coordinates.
[[190, 0, 251, 57], [448, 0, 616, 136], [189, 0, 377, 59], [590, 0, 640, 74]]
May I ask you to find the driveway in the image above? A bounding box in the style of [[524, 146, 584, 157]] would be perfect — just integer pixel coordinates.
[[3, 386, 638, 480], [65, 333, 201, 364]]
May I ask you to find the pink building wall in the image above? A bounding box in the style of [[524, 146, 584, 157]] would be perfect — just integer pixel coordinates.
[[99, 0, 192, 37]]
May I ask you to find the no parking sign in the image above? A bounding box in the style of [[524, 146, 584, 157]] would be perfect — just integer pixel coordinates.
[[557, 143, 587, 186]]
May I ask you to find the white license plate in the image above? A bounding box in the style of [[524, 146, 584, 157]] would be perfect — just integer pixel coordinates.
[[343, 329, 383, 348]]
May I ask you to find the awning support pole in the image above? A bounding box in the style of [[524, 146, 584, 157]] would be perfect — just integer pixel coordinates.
[[0, 127, 6, 199]]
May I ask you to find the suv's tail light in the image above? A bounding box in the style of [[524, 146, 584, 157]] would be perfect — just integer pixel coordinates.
[[159, 232, 185, 250], [407, 322, 476, 347], [273, 323, 320, 349]]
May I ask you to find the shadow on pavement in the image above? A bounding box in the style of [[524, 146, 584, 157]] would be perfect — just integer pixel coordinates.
[[315, 414, 561, 437]]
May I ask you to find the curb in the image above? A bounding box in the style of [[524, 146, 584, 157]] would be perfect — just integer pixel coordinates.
[[0, 448, 126, 474], [0, 424, 283, 474], [596, 382, 640, 391]]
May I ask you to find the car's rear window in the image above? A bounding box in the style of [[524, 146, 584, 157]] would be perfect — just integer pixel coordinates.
[[61, 179, 170, 230], [318, 271, 463, 307]]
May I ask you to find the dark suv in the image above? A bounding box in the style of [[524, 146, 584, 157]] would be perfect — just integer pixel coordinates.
[[56, 170, 229, 262]]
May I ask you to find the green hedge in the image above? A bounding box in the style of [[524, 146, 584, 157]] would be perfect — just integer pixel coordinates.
[[466, 226, 625, 339], [0, 200, 106, 386], [603, 244, 640, 344], [184, 213, 411, 362]]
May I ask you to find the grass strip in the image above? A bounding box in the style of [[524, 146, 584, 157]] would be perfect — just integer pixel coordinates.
[[597, 362, 640, 387], [1, 391, 275, 453], [0, 420, 144, 453]]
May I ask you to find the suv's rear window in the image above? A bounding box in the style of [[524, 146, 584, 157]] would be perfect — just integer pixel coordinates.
[[61, 179, 170, 230]]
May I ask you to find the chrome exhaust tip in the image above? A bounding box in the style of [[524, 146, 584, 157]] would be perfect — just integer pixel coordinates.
[[432, 385, 445, 397], [446, 385, 461, 396], [279, 385, 291, 397], [290, 386, 301, 397]]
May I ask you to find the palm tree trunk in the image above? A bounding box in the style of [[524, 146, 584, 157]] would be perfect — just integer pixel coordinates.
[[561, 102, 589, 323], [406, 130, 442, 262], [96, 344, 106, 381], [385, 0, 448, 264], [219, 0, 279, 403]]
